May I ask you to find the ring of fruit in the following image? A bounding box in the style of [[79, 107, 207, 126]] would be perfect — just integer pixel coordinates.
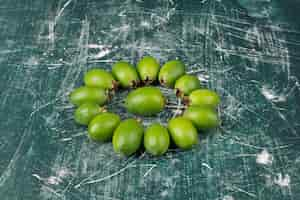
[[70, 56, 220, 156]]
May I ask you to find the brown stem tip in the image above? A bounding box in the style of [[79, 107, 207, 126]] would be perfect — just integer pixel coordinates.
[[106, 90, 114, 101], [182, 96, 190, 106], [99, 107, 107, 113], [131, 80, 140, 88], [112, 80, 119, 91], [159, 79, 165, 86], [136, 117, 142, 123], [175, 89, 184, 98], [142, 76, 153, 86]]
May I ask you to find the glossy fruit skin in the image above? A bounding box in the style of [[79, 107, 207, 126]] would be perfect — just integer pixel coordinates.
[[144, 123, 170, 156], [125, 87, 165, 116], [70, 86, 108, 106], [112, 61, 140, 88], [167, 117, 198, 149], [84, 69, 116, 89], [113, 119, 144, 156], [88, 112, 121, 142], [74, 103, 101, 125], [175, 75, 201, 97], [183, 106, 219, 130], [137, 56, 160, 83], [189, 89, 220, 108], [158, 60, 185, 88]]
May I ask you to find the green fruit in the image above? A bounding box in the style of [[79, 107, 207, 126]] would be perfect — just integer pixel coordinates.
[[183, 107, 219, 130], [188, 89, 220, 108], [167, 117, 198, 149], [144, 123, 170, 156], [125, 87, 165, 116], [88, 112, 121, 142], [69, 86, 108, 106], [74, 103, 102, 125], [158, 60, 185, 88], [84, 69, 116, 90], [113, 119, 144, 156], [175, 74, 201, 97], [137, 56, 160, 83], [112, 61, 139, 88]]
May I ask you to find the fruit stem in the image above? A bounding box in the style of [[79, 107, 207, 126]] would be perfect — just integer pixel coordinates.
[[182, 96, 190, 106], [136, 117, 142, 123], [175, 89, 184, 98], [165, 104, 186, 109], [99, 107, 107, 113], [159, 79, 165, 86], [130, 80, 140, 88], [112, 80, 119, 91], [141, 76, 153, 86]]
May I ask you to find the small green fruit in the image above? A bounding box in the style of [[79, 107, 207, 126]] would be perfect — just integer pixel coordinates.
[[175, 74, 201, 97], [112, 61, 140, 88], [137, 56, 160, 84], [74, 103, 102, 125], [84, 69, 116, 90], [69, 86, 108, 106], [88, 112, 121, 142], [188, 89, 220, 108], [113, 119, 144, 156], [125, 87, 165, 116], [144, 123, 170, 156], [158, 60, 185, 88], [168, 117, 198, 149], [183, 107, 219, 130]]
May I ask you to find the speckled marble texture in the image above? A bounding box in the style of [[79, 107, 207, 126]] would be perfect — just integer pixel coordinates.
[[0, 0, 300, 200]]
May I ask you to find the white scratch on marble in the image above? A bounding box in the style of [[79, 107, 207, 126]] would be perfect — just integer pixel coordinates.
[[54, 0, 74, 26], [227, 184, 257, 198], [274, 173, 291, 187], [223, 195, 234, 200], [256, 149, 273, 165], [160, 190, 169, 197], [202, 163, 213, 170], [261, 85, 286, 102], [143, 165, 157, 178], [32, 174, 63, 185], [92, 48, 111, 59]]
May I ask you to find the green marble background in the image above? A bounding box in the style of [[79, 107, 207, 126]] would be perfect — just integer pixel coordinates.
[[0, 0, 299, 200]]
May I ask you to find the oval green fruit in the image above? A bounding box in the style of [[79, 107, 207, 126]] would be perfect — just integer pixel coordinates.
[[167, 117, 198, 149], [125, 87, 165, 116], [113, 119, 144, 156], [112, 61, 140, 88], [137, 56, 160, 84], [74, 103, 102, 125], [158, 60, 185, 88], [88, 112, 121, 142], [144, 123, 170, 156], [84, 69, 116, 90], [188, 89, 220, 108], [183, 107, 219, 130], [175, 74, 201, 97], [69, 86, 108, 106]]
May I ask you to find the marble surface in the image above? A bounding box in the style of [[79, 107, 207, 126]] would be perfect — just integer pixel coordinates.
[[0, 0, 299, 199]]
